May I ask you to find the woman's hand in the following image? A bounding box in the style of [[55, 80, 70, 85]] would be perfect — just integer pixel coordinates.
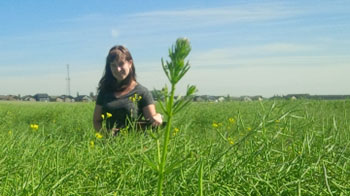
[[143, 104, 163, 127], [111, 128, 120, 136], [150, 113, 163, 127]]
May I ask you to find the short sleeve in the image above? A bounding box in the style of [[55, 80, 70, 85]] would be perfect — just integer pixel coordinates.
[[139, 87, 154, 108]]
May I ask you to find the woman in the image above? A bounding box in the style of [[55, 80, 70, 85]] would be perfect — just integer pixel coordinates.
[[93, 45, 162, 134]]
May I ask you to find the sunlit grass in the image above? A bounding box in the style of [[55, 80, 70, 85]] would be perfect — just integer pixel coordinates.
[[0, 100, 350, 195]]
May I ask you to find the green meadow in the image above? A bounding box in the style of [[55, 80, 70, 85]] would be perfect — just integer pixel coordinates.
[[1, 100, 350, 195]]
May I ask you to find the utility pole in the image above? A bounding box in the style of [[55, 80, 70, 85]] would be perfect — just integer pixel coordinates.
[[66, 64, 71, 96]]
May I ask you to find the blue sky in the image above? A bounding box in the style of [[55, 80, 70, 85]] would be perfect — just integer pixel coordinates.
[[1, 0, 349, 97]]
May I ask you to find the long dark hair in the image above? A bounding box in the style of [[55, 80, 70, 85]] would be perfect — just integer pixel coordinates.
[[98, 45, 136, 93]]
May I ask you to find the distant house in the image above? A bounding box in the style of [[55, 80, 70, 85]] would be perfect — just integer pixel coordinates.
[[193, 95, 223, 102], [10, 95, 20, 101], [0, 95, 19, 101], [194, 96, 205, 102], [285, 94, 310, 99], [60, 95, 75, 102], [250, 96, 263, 101], [0, 95, 9, 101], [22, 95, 36, 102], [49, 96, 64, 102], [311, 95, 350, 100], [75, 95, 93, 102], [34, 93, 50, 102], [229, 96, 240, 101], [207, 96, 218, 102], [242, 96, 252, 102], [217, 97, 225, 102]]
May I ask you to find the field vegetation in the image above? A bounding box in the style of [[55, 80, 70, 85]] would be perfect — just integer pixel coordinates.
[[1, 38, 350, 195], [1, 99, 350, 195]]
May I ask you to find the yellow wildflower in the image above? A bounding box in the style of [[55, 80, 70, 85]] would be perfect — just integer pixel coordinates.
[[106, 112, 112, 118], [228, 137, 234, 145], [30, 124, 39, 131], [8, 130, 13, 135], [101, 114, 105, 120], [212, 122, 218, 128], [130, 94, 142, 102], [275, 119, 280, 123], [247, 127, 252, 131], [135, 93, 142, 101], [90, 140, 95, 148], [95, 132, 103, 139], [173, 128, 180, 136], [228, 118, 235, 124]]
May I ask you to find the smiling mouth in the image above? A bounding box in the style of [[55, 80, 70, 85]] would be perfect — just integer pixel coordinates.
[[113, 72, 125, 79]]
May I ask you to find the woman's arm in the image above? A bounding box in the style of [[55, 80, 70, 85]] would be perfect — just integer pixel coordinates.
[[93, 104, 103, 131], [143, 104, 163, 126]]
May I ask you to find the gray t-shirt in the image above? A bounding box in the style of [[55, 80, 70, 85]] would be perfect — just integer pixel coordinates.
[[96, 84, 154, 129]]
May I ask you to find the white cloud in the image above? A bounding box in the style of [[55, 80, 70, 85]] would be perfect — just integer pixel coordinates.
[[129, 3, 299, 27], [1, 1, 349, 97], [192, 43, 317, 58], [190, 43, 349, 68], [191, 55, 350, 69]]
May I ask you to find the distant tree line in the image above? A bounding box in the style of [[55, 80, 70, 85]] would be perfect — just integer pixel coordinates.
[[1, 92, 350, 102], [271, 94, 350, 100]]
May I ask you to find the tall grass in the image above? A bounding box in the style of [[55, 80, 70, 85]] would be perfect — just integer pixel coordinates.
[[0, 99, 350, 195]]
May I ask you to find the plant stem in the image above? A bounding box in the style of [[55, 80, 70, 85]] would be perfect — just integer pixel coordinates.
[[157, 84, 175, 196], [199, 160, 203, 196]]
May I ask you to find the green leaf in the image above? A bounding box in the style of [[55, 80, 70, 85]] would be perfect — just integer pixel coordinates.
[[147, 129, 159, 140], [198, 159, 204, 196], [186, 85, 197, 96], [49, 171, 74, 192], [164, 153, 190, 175], [161, 58, 170, 81], [173, 99, 192, 114], [158, 100, 168, 116], [143, 154, 159, 172]]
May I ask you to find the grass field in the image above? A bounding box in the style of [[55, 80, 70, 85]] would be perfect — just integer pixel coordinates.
[[1, 100, 350, 195]]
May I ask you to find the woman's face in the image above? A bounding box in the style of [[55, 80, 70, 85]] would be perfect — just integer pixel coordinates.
[[109, 58, 132, 82]]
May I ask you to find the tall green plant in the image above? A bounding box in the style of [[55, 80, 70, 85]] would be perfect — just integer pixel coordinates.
[[156, 38, 196, 195]]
